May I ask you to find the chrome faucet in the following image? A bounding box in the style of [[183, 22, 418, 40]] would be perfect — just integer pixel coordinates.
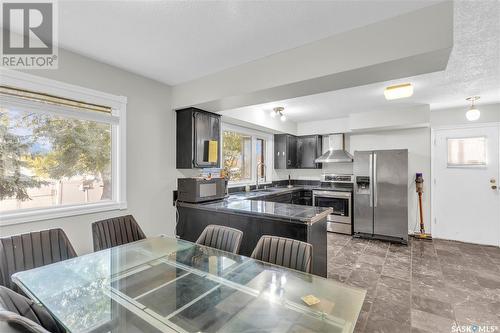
[[256, 161, 266, 190]]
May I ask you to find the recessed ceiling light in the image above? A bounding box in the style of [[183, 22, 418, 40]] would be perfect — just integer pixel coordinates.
[[384, 83, 413, 100], [465, 96, 480, 121]]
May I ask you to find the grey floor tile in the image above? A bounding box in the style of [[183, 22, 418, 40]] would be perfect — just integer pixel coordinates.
[[371, 298, 411, 326], [411, 309, 456, 333], [326, 234, 500, 332], [411, 295, 455, 320], [365, 314, 411, 333], [358, 254, 387, 266]]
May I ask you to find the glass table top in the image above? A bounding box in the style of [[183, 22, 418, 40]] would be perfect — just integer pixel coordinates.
[[13, 236, 365, 333]]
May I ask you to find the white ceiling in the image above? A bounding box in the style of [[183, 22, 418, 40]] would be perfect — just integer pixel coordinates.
[[55, 0, 439, 85], [222, 0, 500, 122]]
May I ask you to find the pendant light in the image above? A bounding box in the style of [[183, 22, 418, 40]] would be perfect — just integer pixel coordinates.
[[465, 96, 480, 121]]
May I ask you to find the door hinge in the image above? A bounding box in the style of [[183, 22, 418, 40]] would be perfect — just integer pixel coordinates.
[[433, 178, 436, 185]]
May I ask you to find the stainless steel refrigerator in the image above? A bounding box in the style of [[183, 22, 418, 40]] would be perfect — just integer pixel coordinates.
[[354, 149, 408, 243]]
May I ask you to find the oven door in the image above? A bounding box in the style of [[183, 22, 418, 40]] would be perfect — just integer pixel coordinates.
[[313, 191, 351, 224]]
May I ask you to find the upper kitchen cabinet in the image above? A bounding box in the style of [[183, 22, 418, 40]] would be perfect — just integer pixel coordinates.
[[176, 108, 221, 169], [274, 134, 322, 169], [274, 134, 297, 169], [297, 135, 322, 169]]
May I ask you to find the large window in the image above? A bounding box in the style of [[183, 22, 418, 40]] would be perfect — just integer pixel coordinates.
[[221, 124, 272, 185], [0, 70, 126, 224]]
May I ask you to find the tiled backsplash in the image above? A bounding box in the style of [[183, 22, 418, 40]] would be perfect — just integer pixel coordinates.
[[273, 162, 354, 181]]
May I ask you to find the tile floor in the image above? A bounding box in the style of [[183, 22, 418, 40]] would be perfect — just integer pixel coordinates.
[[327, 233, 500, 333]]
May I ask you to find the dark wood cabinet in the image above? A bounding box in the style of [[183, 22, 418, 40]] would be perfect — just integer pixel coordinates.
[[295, 190, 313, 206], [176, 108, 221, 169], [265, 192, 293, 204], [176, 205, 327, 277], [275, 134, 321, 169], [274, 134, 297, 169], [297, 135, 322, 169]]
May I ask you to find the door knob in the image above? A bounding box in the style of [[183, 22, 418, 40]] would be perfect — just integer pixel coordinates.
[[491, 178, 497, 190]]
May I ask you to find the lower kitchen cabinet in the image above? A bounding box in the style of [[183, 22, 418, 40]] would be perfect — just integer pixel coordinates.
[[176, 205, 327, 277]]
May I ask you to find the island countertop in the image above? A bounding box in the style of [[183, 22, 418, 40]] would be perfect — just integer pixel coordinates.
[[177, 186, 333, 224]]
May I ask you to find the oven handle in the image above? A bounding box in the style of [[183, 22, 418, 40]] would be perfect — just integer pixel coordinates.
[[312, 191, 352, 198]]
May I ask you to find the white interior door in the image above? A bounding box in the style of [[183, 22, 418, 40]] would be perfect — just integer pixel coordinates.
[[433, 124, 500, 246]]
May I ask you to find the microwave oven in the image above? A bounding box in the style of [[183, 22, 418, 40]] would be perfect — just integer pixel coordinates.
[[177, 178, 226, 203]]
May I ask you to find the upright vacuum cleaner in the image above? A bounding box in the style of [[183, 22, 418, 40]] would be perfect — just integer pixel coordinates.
[[412, 173, 432, 240]]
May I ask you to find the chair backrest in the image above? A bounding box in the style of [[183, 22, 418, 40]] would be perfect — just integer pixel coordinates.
[[0, 313, 50, 333], [0, 229, 77, 290], [0, 286, 61, 333], [195, 225, 243, 254], [251, 235, 313, 273], [92, 215, 146, 251]]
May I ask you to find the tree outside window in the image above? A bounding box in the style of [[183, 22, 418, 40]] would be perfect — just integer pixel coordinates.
[[222, 131, 252, 182], [0, 107, 112, 212]]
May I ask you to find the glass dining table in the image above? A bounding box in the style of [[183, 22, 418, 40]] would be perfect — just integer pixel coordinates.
[[12, 236, 366, 333]]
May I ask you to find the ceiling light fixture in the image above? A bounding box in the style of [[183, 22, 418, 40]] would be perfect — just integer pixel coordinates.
[[384, 83, 414, 100], [465, 96, 480, 121], [271, 107, 286, 122]]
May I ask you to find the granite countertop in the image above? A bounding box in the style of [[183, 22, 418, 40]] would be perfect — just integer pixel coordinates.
[[178, 186, 336, 224]]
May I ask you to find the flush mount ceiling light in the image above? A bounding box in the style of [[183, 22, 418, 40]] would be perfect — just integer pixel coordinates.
[[270, 106, 286, 122], [465, 96, 480, 121], [384, 83, 414, 100]]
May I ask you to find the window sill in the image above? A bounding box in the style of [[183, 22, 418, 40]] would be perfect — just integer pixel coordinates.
[[0, 201, 127, 227]]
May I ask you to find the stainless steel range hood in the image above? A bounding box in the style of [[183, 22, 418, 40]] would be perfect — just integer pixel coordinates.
[[315, 134, 353, 163]]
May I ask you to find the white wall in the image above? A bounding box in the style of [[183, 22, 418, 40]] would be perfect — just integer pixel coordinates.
[[274, 128, 431, 234], [296, 105, 430, 136], [431, 103, 500, 126], [220, 110, 297, 135], [172, 2, 453, 111], [0, 49, 175, 255]]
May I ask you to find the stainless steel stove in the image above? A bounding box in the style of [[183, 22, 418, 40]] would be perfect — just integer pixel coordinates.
[[313, 174, 354, 235]]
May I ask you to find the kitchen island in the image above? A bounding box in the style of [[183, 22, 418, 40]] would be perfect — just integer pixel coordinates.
[[176, 186, 332, 277]]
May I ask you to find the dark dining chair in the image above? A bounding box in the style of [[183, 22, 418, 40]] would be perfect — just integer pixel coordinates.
[[0, 286, 63, 333], [0, 229, 77, 290], [196, 225, 243, 254], [251, 235, 313, 273], [92, 215, 146, 251]]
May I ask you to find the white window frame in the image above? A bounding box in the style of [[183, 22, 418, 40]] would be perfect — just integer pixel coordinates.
[[0, 69, 127, 226], [221, 123, 273, 187], [446, 136, 488, 168]]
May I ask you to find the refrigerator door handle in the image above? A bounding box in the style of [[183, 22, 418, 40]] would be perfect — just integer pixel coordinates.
[[369, 153, 373, 207], [373, 153, 378, 207]]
